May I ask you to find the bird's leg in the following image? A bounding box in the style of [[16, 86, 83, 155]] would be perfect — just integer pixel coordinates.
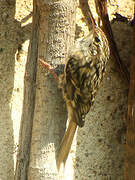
[[39, 58, 59, 82]]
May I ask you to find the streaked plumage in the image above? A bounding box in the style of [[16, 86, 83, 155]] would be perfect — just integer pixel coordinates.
[[59, 27, 110, 127], [57, 27, 110, 171]]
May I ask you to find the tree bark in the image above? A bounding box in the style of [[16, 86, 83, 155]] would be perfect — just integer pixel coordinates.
[[28, 0, 76, 179], [125, 4, 135, 179], [14, 1, 40, 180]]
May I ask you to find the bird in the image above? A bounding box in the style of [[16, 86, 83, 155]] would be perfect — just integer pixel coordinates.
[[56, 26, 110, 171]]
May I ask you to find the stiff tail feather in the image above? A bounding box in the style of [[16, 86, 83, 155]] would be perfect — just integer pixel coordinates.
[[56, 119, 77, 171]]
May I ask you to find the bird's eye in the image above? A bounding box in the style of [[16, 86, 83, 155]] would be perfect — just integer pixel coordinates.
[[95, 36, 100, 43]]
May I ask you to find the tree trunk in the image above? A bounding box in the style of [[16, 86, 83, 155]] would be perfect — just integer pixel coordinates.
[[14, 1, 40, 179], [28, 0, 76, 179], [125, 5, 135, 179]]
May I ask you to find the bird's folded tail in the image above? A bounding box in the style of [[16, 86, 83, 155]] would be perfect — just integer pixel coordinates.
[[56, 118, 77, 171]]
